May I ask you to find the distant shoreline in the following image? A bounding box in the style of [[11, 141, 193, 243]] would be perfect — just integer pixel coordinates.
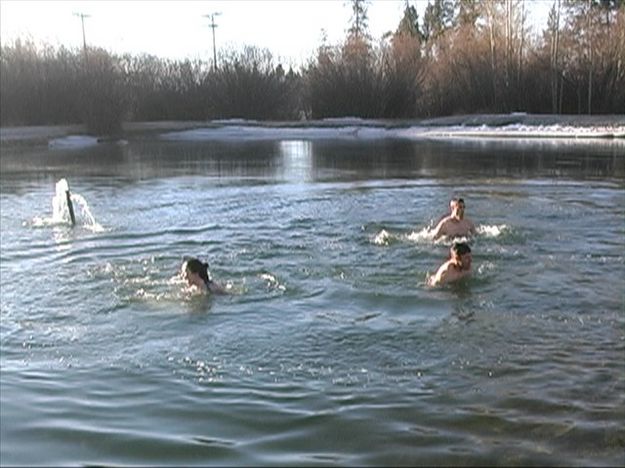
[[1, 113, 624, 145]]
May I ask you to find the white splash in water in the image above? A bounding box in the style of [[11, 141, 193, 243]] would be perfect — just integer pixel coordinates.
[[373, 227, 438, 246], [70, 193, 104, 232], [53, 178, 70, 220], [373, 229, 392, 245], [477, 224, 509, 237], [29, 179, 73, 227], [405, 227, 435, 243], [260, 272, 286, 291], [476, 261, 497, 278], [260, 273, 275, 282], [373, 224, 507, 247], [29, 179, 104, 231]]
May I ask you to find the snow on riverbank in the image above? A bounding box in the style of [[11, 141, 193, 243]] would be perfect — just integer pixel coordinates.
[[157, 114, 625, 142], [161, 122, 625, 142], [2, 114, 624, 147], [161, 125, 391, 141], [0, 124, 84, 143], [399, 123, 625, 139], [48, 135, 100, 149]]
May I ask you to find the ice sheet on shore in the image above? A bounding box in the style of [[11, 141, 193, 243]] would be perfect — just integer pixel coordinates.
[[161, 121, 625, 142]]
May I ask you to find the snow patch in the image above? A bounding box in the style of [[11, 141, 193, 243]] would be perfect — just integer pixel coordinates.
[[160, 121, 625, 142], [49, 135, 99, 149], [419, 124, 625, 139], [161, 125, 392, 141]]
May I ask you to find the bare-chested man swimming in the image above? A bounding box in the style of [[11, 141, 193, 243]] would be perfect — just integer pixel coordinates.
[[427, 242, 472, 286], [431, 197, 476, 240]]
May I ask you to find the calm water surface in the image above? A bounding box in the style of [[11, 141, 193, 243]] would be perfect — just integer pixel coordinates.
[[1, 136, 624, 466]]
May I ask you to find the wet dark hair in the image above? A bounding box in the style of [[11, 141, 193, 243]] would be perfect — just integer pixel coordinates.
[[185, 258, 211, 285], [451, 242, 471, 256], [451, 197, 465, 205]]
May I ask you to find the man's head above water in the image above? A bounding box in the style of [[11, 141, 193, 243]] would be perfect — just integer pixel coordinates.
[[450, 197, 466, 220]]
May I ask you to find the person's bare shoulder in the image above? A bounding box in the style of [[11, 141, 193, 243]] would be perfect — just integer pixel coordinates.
[[438, 215, 453, 226], [208, 282, 228, 295]]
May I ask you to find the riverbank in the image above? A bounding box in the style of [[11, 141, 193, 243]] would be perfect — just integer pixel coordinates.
[[1, 114, 624, 147]]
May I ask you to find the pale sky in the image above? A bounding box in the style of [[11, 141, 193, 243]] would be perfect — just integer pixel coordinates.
[[0, 0, 552, 67]]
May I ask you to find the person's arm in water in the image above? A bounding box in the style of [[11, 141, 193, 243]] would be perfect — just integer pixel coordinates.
[[467, 218, 477, 236], [427, 260, 453, 286], [431, 217, 449, 240]]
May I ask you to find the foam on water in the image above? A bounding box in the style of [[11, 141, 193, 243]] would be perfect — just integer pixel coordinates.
[[372, 229, 392, 246], [260, 272, 286, 292], [405, 227, 436, 244], [371, 226, 436, 246], [106, 261, 189, 305], [29, 216, 65, 228], [69, 193, 105, 232], [90, 258, 242, 307], [371, 224, 511, 249], [477, 224, 509, 237]]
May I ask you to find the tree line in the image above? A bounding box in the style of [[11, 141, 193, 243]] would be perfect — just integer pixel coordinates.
[[1, 0, 623, 134]]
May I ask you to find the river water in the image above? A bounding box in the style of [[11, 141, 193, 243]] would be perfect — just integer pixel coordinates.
[[1, 135, 624, 466]]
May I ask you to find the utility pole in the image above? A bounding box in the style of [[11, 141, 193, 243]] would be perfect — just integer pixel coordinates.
[[203, 12, 221, 71], [587, 0, 592, 115], [73, 12, 90, 61]]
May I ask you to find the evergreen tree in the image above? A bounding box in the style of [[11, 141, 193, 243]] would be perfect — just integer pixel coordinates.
[[347, 0, 371, 40], [396, 1, 423, 40], [422, 0, 455, 41]]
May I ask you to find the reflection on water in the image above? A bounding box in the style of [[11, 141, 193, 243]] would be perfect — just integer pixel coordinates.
[[1, 137, 623, 185], [279, 140, 314, 182], [1, 136, 624, 466]]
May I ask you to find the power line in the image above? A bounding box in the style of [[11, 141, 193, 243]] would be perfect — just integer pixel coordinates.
[[203, 12, 221, 71]]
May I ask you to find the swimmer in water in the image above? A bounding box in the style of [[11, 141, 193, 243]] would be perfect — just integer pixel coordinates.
[[427, 242, 472, 286], [182, 258, 227, 294], [431, 197, 477, 240]]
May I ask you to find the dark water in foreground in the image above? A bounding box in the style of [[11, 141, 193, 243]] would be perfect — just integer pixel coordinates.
[[1, 136, 624, 466]]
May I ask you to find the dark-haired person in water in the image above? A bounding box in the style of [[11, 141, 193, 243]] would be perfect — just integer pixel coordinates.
[[182, 258, 227, 294], [431, 197, 477, 240], [427, 242, 473, 286]]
